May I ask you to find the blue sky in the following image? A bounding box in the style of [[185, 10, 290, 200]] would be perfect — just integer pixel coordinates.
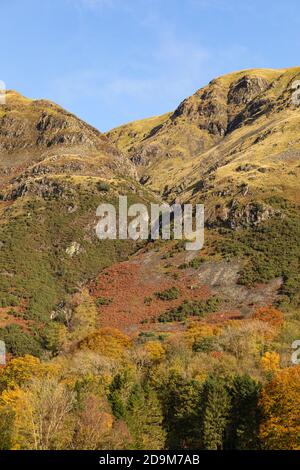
[[2, 0, 300, 130]]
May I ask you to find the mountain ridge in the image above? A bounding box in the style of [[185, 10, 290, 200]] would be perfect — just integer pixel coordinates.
[[106, 67, 300, 209]]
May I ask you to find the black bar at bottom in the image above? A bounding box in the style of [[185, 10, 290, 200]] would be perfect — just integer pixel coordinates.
[[0, 450, 298, 467]]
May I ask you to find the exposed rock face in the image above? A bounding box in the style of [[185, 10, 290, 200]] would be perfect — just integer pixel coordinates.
[[227, 76, 269, 107], [36, 112, 68, 132], [171, 82, 228, 137], [235, 164, 258, 172], [0, 95, 105, 153], [213, 202, 282, 229], [175, 73, 270, 136], [6, 177, 65, 200]]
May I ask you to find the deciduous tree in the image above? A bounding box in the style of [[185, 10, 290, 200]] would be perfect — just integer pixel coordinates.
[[259, 365, 300, 449]]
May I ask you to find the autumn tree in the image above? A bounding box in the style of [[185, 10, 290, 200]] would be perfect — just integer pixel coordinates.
[[0, 387, 31, 449], [259, 365, 300, 449], [78, 327, 131, 359], [72, 394, 113, 450], [0, 355, 42, 392], [260, 351, 280, 374], [185, 323, 221, 347], [253, 307, 284, 330], [0, 377, 75, 449], [0, 406, 14, 450], [70, 289, 98, 341], [133, 341, 166, 368]]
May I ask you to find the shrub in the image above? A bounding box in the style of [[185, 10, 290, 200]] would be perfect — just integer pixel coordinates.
[[137, 331, 157, 344], [96, 182, 110, 192], [144, 296, 152, 306], [0, 295, 19, 308], [95, 297, 113, 307], [193, 336, 216, 353], [157, 297, 221, 322], [216, 212, 300, 307], [0, 325, 43, 357], [155, 287, 180, 301], [179, 257, 204, 270]]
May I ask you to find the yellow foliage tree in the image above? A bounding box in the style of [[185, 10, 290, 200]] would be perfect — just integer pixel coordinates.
[[261, 351, 280, 373], [0, 387, 33, 449], [0, 354, 61, 393], [0, 355, 41, 391], [0, 377, 74, 450], [185, 323, 221, 345], [143, 341, 165, 362], [259, 365, 300, 449], [78, 327, 131, 359]]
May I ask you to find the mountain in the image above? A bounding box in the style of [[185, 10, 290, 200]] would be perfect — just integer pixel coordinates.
[[1, 67, 300, 342]]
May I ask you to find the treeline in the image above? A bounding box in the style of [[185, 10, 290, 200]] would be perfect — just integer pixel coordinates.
[[0, 297, 300, 450], [0, 350, 299, 450]]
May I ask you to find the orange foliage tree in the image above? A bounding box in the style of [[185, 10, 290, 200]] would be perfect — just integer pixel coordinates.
[[253, 307, 284, 330], [259, 365, 300, 449]]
